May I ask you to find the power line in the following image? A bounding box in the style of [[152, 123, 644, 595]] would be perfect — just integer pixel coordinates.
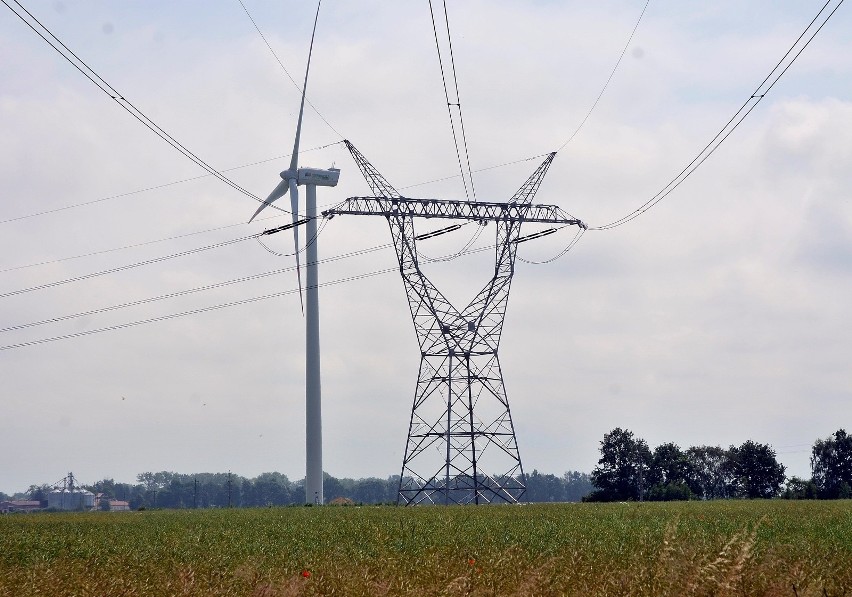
[[1, 241, 395, 334], [1, 152, 552, 275], [2, 0, 288, 214], [590, 0, 844, 231], [427, 0, 476, 201], [0, 242, 505, 350], [440, 0, 477, 202], [235, 0, 344, 139], [0, 268, 398, 352], [556, 0, 651, 151], [0, 142, 341, 226], [0, 234, 256, 299], [0, 215, 287, 274]]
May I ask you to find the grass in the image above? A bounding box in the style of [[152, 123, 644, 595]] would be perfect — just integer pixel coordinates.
[[1, 500, 851, 596]]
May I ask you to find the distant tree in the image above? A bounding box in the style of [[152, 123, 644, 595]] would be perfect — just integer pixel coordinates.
[[811, 429, 852, 499], [685, 446, 732, 499], [352, 478, 389, 504], [562, 471, 594, 502], [647, 482, 693, 501], [588, 428, 652, 501], [525, 470, 565, 502], [386, 476, 402, 503], [727, 441, 785, 498], [90, 478, 118, 499], [647, 443, 696, 500], [782, 476, 819, 500], [26, 484, 51, 504], [245, 472, 292, 506]]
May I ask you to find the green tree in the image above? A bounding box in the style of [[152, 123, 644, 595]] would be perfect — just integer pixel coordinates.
[[727, 440, 785, 498], [26, 484, 51, 504], [562, 471, 594, 502], [685, 445, 732, 499], [782, 476, 819, 499], [811, 429, 852, 499], [647, 443, 695, 501], [589, 428, 652, 501], [525, 470, 565, 502]]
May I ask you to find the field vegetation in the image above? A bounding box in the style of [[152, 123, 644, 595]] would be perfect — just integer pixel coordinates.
[[2, 500, 851, 596]]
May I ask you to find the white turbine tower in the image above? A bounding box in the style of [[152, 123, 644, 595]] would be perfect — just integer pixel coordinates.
[[249, 2, 338, 505]]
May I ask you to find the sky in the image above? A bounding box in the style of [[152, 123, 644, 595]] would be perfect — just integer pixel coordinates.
[[1, 0, 850, 495]]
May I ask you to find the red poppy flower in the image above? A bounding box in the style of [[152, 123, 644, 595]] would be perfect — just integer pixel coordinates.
[[301, 569, 311, 578], [468, 558, 476, 566]]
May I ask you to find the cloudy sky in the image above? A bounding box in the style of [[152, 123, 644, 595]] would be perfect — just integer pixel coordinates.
[[1, 0, 850, 495]]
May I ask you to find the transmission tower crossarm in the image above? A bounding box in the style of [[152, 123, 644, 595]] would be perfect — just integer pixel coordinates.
[[323, 197, 584, 227]]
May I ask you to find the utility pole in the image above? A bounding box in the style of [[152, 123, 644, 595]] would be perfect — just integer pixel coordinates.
[[227, 471, 232, 508]]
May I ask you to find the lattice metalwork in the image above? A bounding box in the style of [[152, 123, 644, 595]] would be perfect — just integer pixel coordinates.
[[330, 141, 584, 504]]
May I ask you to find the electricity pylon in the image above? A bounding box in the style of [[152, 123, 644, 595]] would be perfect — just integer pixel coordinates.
[[324, 141, 585, 505]]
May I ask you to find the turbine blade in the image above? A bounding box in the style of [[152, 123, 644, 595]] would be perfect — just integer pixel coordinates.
[[289, 1, 321, 173], [290, 178, 304, 314], [248, 179, 290, 223]]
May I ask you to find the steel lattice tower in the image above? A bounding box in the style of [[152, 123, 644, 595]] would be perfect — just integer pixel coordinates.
[[324, 141, 584, 505]]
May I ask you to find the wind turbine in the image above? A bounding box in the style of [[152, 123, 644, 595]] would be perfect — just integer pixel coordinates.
[[249, 2, 339, 505]]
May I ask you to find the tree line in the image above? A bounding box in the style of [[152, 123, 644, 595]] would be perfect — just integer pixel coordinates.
[[586, 427, 852, 501], [6, 428, 848, 507], [10, 469, 593, 509]]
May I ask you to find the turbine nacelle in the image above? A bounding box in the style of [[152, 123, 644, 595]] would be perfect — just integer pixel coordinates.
[[276, 167, 340, 188], [298, 167, 340, 187]]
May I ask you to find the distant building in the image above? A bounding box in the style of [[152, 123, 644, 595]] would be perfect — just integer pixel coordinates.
[[48, 488, 94, 510], [0, 500, 42, 514], [107, 500, 130, 512], [96, 494, 131, 512]]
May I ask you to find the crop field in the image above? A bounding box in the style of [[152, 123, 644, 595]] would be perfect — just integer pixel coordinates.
[[1, 501, 851, 596]]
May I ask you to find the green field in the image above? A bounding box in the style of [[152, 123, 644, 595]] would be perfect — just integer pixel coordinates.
[[2, 501, 851, 596]]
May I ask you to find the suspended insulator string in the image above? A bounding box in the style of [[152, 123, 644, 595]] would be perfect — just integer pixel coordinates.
[[254, 216, 330, 258], [590, 0, 844, 231], [518, 226, 586, 265], [416, 222, 485, 263]]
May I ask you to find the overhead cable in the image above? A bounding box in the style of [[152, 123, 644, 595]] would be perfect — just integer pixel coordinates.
[[0, 235, 256, 299], [556, 0, 651, 152], [0, 243, 507, 352], [235, 0, 344, 140], [590, 0, 845, 231], [0, 268, 399, 352], [1, 241, 395, 334], [0, 214, 286, 274], [427, 0, 476, 201], [2, 0, 287, 214], [0, 142, 341, 226]]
